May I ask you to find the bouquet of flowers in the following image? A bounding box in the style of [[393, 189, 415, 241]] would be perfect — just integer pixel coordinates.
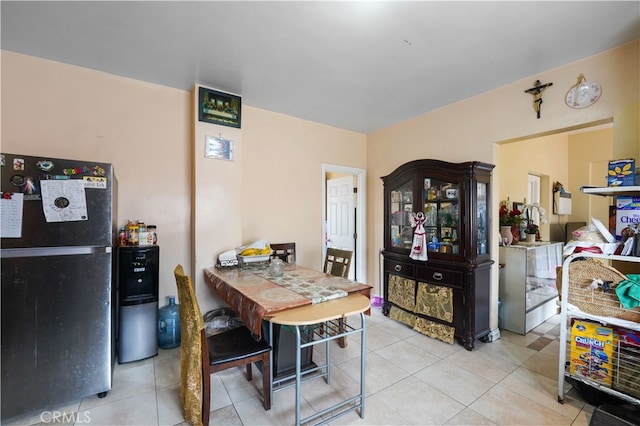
[[499, 198, 524, 226]]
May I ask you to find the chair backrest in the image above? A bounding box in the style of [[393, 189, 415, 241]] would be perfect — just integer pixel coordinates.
[[271, 242, 296, 264], [173, 265, 205, 426], [174, 265, 205, 332], [323, 248, 352, 278]]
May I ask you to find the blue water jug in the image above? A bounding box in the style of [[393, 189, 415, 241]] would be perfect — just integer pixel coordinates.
[[158, 296, 181, 349]]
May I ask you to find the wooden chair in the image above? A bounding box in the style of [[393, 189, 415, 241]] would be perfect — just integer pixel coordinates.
[[173, 265, 271, 426], [270, 242, 296, 264], [323, 247, 353, 278], [322, 248, 354, 347]]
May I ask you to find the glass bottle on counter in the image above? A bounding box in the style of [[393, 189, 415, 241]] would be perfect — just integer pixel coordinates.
[[118, 227, 127, 246], [126, 220, 139, 246], [147, 225, 157, 244]]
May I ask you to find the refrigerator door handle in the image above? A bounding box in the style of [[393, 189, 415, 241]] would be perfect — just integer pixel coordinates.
[[1, 246, 111, 258]]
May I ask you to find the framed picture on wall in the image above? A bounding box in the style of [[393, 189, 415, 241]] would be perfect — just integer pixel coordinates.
[[204, 136, 234, 161], [513, 202, 525, 218], [198, 87, 241, 128]]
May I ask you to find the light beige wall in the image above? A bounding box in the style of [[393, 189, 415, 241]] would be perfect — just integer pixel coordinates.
[[367, 40, 639, 331], [192, 85, 243, 307], [567, 128, 615, 226], [192, 88, 366, 310], [1, 51, 367, 313], [498, 132, 570, 241], [3, 39, 637, 326], [240, 107, 366, 269], [1, 51, 191, 305]]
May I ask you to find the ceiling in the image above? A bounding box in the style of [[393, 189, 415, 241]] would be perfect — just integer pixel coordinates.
[[2, 1, 639, 134]]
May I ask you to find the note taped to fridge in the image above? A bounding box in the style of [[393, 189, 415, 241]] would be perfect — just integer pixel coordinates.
[[40, 180, 88, 222], [1, 192, 24, 238]]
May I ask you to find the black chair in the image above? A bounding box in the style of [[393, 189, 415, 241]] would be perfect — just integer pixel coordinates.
[[173, 265, 271, 426], [270, 242, 296, 263]]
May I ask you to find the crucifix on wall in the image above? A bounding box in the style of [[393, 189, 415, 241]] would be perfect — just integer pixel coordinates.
[[524, 80, 553, 119]]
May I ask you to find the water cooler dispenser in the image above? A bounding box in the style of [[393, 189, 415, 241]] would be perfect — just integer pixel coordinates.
[[118, 245, 159, 363]]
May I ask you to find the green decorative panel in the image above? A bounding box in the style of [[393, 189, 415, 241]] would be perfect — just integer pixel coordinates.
[[414, 317, 455, 344], [388, 273, 416, 311], [389, 306, 416, 328], [414, 282, 453, 323]]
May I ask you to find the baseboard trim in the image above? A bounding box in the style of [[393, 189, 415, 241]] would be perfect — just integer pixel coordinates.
[[487, 328, 501, 342]]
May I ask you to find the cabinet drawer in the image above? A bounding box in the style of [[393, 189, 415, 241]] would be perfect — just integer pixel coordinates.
[[385, 259, 415, 278], [417, 266, 463, 288]]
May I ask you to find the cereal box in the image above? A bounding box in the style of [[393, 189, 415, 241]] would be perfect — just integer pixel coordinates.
[[615, 196, 640, 238], [570, 320, 615, 387], [612, 326, 640, 398], [608, 159, 635, 187], [615, 326, 640, 348]]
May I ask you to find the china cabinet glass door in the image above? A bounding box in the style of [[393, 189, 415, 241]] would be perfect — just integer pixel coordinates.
[[476, 181, 488, 255], [423, 178, 460, 255], [389, 180, 413, 250]]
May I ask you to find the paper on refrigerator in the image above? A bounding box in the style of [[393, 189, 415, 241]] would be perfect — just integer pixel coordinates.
[[1, 192, 24, 238], [40, 180, 88, 222]]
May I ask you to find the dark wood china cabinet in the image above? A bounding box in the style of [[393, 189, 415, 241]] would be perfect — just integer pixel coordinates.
[[381, 159, 494, 350]]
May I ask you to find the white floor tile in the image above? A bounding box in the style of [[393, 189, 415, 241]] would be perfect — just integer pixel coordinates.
[[415, 359, 494, 406], [375, 376, 465, 425], [341, 351, 411, 396], [11, 313, 612, 426], [78, 390, 158, 426], [470, 385, 574, 425], [375, 339, 440, 374], [500, 367, 584, 419]]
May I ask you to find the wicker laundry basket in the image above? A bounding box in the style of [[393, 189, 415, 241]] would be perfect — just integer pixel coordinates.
[[564, 257, 631, 317]]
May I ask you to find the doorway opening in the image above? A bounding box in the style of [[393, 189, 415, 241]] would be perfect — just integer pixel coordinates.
[[321, 164, 366, 282], [497, 119, 614, 243]]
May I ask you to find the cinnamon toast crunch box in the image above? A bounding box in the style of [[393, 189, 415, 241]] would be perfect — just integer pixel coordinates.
[[570, 320, 615, 387]]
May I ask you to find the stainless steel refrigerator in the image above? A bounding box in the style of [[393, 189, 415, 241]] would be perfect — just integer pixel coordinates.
[[1, 153, 117, 421]]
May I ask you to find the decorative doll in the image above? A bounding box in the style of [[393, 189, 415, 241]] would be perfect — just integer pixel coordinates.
[[410, 211, 428, 261]]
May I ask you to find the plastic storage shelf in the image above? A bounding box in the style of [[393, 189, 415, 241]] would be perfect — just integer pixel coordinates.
[[557, 252, 640, 405]]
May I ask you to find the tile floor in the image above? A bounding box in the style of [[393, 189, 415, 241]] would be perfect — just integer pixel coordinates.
[[7, 309, 598, 426]]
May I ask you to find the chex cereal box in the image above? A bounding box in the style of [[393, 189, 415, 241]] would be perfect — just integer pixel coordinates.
[[615, 196, 640, 238], [570, 320, 615, 387]]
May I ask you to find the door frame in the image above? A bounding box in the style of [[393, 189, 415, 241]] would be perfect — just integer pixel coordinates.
[[321, 164, 366, 283]]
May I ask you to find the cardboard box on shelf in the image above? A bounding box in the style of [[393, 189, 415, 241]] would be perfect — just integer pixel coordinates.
[[613, 326, 640, 399], [608, 159, 635, 187], [570, 320, 615, 387], [615, 196, 640, 238]]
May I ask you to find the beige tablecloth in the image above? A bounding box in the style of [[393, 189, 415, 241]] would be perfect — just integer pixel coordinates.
[[203, 263, 372, 338]]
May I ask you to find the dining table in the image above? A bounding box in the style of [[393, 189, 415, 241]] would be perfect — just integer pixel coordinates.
[[203, 261, 373, 425], [203, 261, 373, 342]]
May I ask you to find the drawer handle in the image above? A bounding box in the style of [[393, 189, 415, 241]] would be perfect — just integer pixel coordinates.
[[394, 264, 402, 272], [432, 272, 443, 280]]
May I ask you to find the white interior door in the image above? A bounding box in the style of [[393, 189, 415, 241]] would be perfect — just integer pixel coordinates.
[[326, 176, 355, 280], [528, 174, 541, 224]]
